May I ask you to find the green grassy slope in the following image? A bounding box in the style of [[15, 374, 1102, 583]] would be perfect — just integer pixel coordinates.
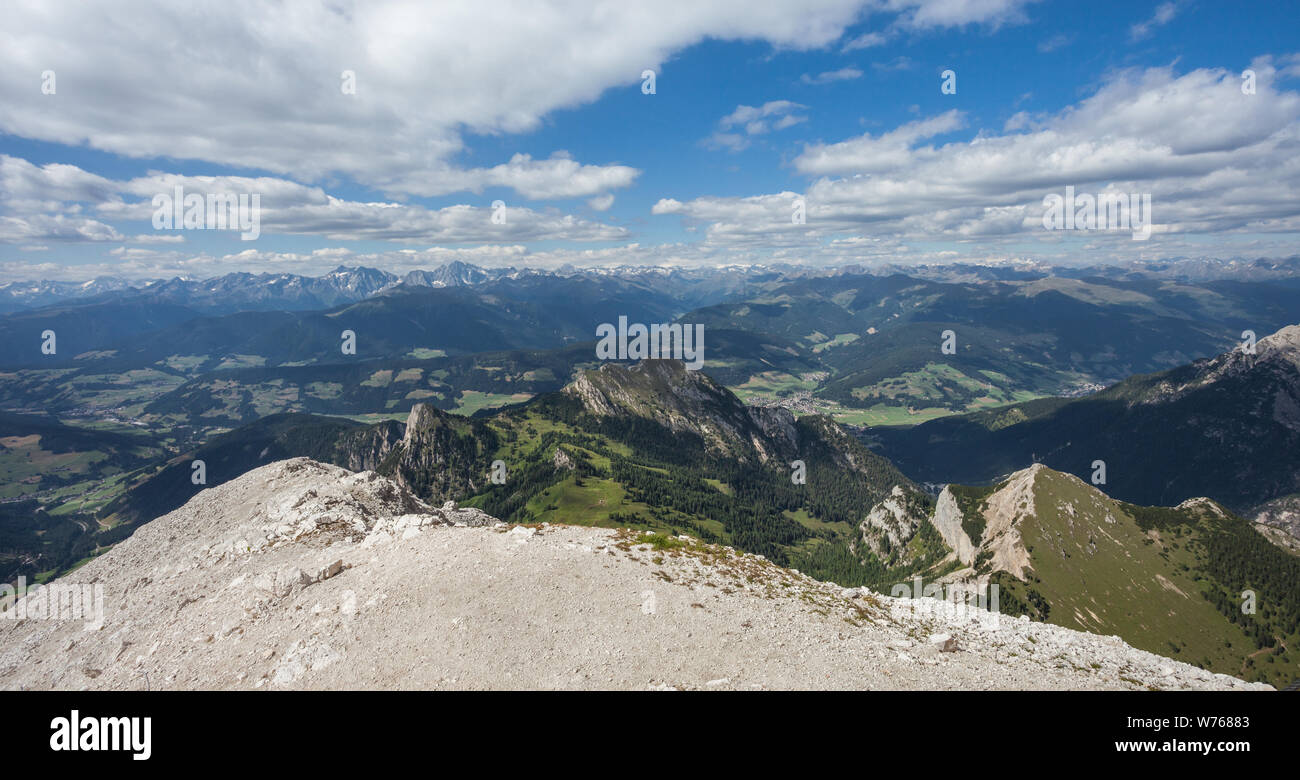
[[955, 467, 1298, 687]]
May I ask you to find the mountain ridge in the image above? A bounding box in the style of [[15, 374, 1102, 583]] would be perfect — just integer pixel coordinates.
[[0, 458, 1267, 691], [874, 322, 1300, 512]]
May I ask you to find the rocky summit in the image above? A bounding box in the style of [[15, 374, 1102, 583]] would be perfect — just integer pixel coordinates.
[[0, 458, 1266, 691]]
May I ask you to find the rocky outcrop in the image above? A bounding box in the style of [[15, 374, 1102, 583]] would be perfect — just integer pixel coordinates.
[[337, 420, 403, 472], [380, 403, 491, 502], [563, 360, 797, 463], [1251, 493, 1300, 554], [858, 484, 929, 558], [978, 465, 1040, 580], [929, 487, 977, 566]]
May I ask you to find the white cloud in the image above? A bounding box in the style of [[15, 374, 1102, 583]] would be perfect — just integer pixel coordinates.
[[841, 31, 888, 51], [719, 101, 809, 132], [795, 110, 967, 175], [432, 153, 639, 200], [657, 59, 1300, 248], [0, 214, 123, 243], [801, 67, 865, 85], [706, 101, 809, 150], [883, 0, 1037, 30], [0, 0, 880, 200], [872, 56, 915, 72], [0, 0, 1047, 201], [0, 156, 629, 244], [1130, 1, 1180, 42]]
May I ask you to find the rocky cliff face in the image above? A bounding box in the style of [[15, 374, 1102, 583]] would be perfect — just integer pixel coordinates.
[[0, 458, 1267, 691], [564, 359, 799, 463], [1181, 323, 1300, 393], [377, 403, 493, 502], [929, 487, 978, 567], [336, 420, 404, 472], [857, 484, 931, 559], [1251, 493, 1300, 554]]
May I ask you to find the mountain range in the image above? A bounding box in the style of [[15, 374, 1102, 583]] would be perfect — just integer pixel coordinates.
[[65, 346, 1300, 686], [3, 261, 1299, 688], [873, 324, 1300, 513], [6, 255, 1299, 315]]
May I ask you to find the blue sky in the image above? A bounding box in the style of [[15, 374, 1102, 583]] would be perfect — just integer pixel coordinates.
[[1, 0, 1298, 280]]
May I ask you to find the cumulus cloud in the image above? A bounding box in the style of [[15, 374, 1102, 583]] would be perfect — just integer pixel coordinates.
[[795, 110, 967, 175], [706, 101, 809, 150], [0, 0, 881, 200], [431, 153, 639, 200], [587, 193, 616, 212], [657, 59, 1300, 247], [0, 0, 1046, 200], [8, 1, 1296, 277], [0, 214, 123, 243], [0, 156, 628, 244]]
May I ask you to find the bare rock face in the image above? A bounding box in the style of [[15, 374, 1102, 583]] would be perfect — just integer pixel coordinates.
[[383, 403, 486, 501], [0, 458, 1269, 692], [1251, 493, 1300, 554], [976, 464, 1042, 581], [1256, 324, 1300, 370], [858, 485, 929, 559], [929, 487, 977, 566], [747, 406, 799, 459], [337, 421, 404, 473], [1151, 323, 1300, 403], [437, 500, 498, 528], [404, 402, 441, 440], [562, 360, 797, 463]]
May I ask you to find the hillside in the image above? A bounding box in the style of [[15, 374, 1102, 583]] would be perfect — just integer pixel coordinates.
[[0, 412, 167, 582], [463, 360, 934, 577], [918, 465, 1300, 687], [99, 413, 402, 528], [688, 273, 1300, 424], [63, 358, 1300, 686], [563, 359, 801, 463], [874, 324, 1300, 511], [95, 360, 934, 585], [0, 459, 1266, 691]]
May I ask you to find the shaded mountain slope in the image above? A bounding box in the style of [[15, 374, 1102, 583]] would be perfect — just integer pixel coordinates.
[[874, 324, 1300, 511]]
